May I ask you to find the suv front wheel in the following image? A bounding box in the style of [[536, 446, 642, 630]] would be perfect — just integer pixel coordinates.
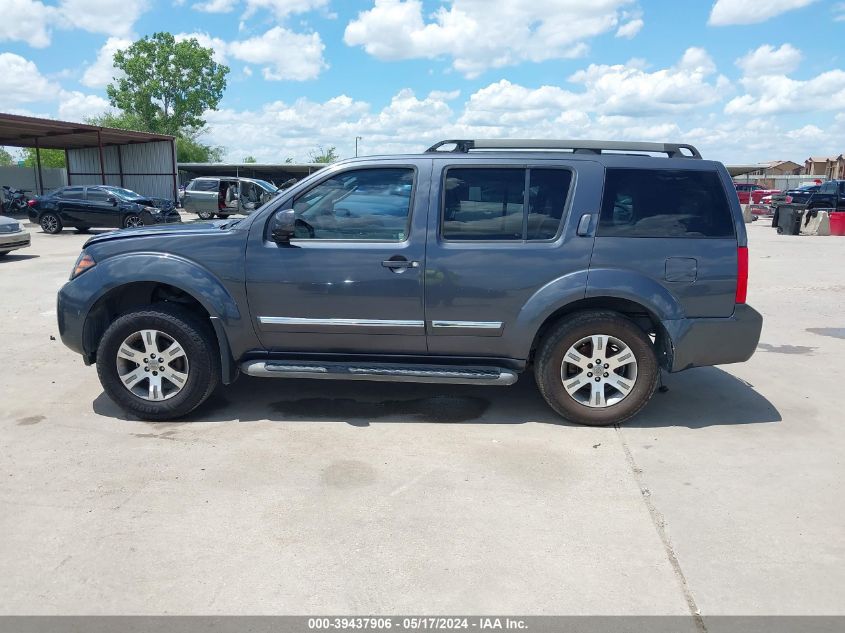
[[535, 311, 658, 426], [96, 304, 220, 420]]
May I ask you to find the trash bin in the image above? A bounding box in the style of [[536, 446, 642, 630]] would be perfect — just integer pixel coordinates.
[[830, 212, 845, 236], [777, 204, 804, 235]]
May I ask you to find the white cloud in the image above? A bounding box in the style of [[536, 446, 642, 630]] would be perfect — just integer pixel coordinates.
[[175, 31, 229, 64], [242, 0, 328, 19], [0, 53, 57, 107], [81, 37, 132, 88], [57, 90, 114, 121], [726, 69, 845, 115], [0, 0, 55, 48], [344, 0, 636, 78], [192, 0, 237, 12], [616, 18, 643, 38], [568, 47, 725, 116], [228, 26, 327, 80], [736, 43, 802, 75], [58, 0, 148, 37], [835, 2, 845, 20], [709, 0, 818, 26]]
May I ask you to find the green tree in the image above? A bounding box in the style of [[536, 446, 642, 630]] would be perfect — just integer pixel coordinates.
[[86, 111, 145, 131], [243, 155, 257, 163], [22, 148, 65, 168], [0, 147, 15, 166], [176, 133, 224, 163], [107, 32, 229, 136], [309, 146, 338, 163]]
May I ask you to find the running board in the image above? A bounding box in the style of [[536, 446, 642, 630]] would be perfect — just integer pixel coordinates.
[[240, 360, 518, 385]]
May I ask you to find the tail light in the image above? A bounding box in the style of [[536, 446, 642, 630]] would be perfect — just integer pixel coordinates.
[[735, 246, 748, 304], [785, 195, 793, 203], [27, 199, 36, 207]]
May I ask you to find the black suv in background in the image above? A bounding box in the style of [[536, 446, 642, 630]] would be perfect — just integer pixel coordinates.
[[56, 139, 762, 426], [806, 179, 845, 212], [29, 185, 180, 233]]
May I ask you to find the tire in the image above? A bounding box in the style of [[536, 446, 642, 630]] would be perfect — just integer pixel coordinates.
[[96, 304, 220, 421], [123, 214, 142, 228], [75, 227, 90, 233], [197, 210, 215, 220], [216, 213, 230, 219], [40, 212, 63, 234], [534, 311, 659, 426]]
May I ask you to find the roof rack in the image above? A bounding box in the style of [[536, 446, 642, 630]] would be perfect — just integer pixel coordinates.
[[425, 139, 702, 159]]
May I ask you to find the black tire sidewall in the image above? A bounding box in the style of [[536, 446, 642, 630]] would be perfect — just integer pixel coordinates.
[[123, 214, 141, 228], [40, 213, 62, 234], [535, 312, 658, 426], [96, 306, 219, 420]]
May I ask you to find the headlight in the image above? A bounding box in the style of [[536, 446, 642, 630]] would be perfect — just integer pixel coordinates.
[[144, 206, 161, 214], [0, 223, 20, 233], [71, 252, 96, 279]]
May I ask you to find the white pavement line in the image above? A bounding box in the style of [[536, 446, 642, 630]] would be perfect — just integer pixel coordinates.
[[615, 425, 707, 632]]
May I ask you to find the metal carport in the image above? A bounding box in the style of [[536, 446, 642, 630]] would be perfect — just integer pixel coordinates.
[[0, 112, 177, 201]]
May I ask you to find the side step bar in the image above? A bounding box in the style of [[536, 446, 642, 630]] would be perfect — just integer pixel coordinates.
[[240, 360, 518, 386]]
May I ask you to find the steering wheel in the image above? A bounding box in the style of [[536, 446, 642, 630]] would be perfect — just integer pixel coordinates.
[[294, 218, 315, 238]]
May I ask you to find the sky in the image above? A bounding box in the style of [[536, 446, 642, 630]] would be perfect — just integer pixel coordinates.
[[1, 0, 844, 164]]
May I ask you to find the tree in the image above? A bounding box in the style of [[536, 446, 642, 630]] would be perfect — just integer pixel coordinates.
[[309, 146, 338, 163], [107, 32, 229, 136], [243, 155, 257, 163], [22, 148, 65, 168], [0, 147, 15, 166], [86, 111, 145, 131], [176, 133, 224, 163]]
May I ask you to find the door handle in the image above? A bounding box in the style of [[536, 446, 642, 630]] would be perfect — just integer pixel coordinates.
[[382, 259, 419, 269], [576, 213, 593, 236]]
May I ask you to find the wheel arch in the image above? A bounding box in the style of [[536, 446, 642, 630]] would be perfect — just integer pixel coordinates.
[[82, 273, 239, 384]]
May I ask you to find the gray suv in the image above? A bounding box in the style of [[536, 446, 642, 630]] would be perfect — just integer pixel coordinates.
[[57, 139, 762, 426]]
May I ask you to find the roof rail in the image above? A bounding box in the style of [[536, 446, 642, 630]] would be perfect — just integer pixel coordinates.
[[425, 139, 703, 159]]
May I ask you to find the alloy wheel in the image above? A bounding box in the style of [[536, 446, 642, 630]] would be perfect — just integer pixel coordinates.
[[115, 329, 190, 401], [124, 215, 143, 228], [560, 334, 638, 408], [41, 215, 58, 233]]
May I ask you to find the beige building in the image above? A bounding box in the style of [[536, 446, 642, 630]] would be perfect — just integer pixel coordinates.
[[804, 155, 845, 180], [750, 160, 803, 176]]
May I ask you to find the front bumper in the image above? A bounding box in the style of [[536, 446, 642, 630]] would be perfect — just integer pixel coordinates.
[[0, 230, 31, 252], [140, 209, 182, 225], [661, 304, 763, 372]]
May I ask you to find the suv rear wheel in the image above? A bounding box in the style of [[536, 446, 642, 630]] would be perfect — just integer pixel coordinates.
[[96, 304, 220, 420], [534, 311, 658, 426], [197, 210, 215, 220]]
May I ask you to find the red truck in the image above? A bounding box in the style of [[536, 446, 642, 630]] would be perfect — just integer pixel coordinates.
[[734, 182, 780, 204]]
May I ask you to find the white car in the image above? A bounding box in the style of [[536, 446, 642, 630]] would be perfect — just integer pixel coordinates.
[[0, 215, 31, 257]]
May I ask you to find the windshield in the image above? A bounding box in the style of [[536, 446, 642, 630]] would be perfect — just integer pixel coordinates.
[[102, 186, 144, 200], [250, 179, 278, 192]]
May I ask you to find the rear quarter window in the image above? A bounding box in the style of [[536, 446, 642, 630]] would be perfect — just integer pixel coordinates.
[[598, 169, 734, 238]]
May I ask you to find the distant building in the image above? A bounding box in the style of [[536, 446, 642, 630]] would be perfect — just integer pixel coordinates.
[[804, 155, 845, 180], [749, 160, 803, 176]]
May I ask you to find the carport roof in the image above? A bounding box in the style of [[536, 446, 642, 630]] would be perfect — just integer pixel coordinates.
[[0, 112, 174, 150]]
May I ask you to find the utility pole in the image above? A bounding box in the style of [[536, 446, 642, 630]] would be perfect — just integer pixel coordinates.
[[355, 136, 362, 158]]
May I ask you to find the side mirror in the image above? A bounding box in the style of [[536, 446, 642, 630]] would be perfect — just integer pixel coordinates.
[[108, 196, 117, 206], [271, 208, 296, 244]]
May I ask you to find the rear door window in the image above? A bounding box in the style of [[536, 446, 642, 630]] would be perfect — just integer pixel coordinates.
[[189, 179, 218, 192], [61, 187, 84, 200], [442, 168, 572, 241], [598, 169, 734, 238]]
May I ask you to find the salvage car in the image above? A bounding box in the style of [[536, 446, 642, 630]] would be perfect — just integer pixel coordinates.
[[28, 186, 180, 234], [182, 177, 279, 219], [57, 139, 762, 426], [0, 215, 30, 256]]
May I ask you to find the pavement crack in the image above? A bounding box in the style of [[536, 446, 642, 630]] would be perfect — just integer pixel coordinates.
[[615, 426, 706, 633]]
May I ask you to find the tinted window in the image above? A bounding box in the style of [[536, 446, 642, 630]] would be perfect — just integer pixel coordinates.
[[442, 168, 572, 241], [86, 188, 110, 202], [189, 179, 218, 192], [527, 169, 572, 240], [292, 168, 414, 241], [61, 187, 84, 200], [599, 169, 734, 238], [443, 169, 524, 240]]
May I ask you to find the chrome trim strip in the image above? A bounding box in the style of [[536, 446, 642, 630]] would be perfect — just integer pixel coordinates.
[[258, 316, 425, 328], [431, 321, 503, 329]]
